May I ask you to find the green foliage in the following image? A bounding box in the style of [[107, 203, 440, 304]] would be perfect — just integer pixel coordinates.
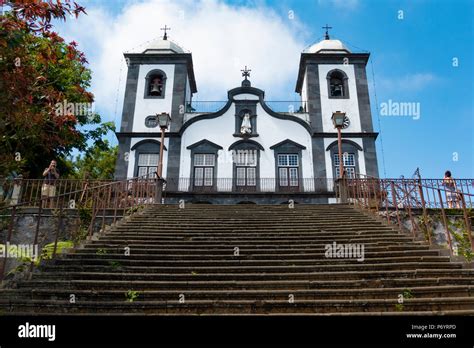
[[96, 248, 107, 255], [0, 1, 115, 178], [62, 140, 118, 180], [6, 240, 74, 276], [394, 303, 404, 312], [125, 290, 139, 302], [448, 219, 473, 262], [109, 261, 122, 270], [402, 289, 414, 300]]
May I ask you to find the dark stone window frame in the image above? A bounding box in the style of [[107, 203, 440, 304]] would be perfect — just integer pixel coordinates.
[[229, 140, 264, 191], [144, 115, 159, 128], [144, 69, 167, 99], [131, 140, 167, 178], [326, 69, 350, 100], [234, 104, 259, 138], [326, 140, 362, 179], [187, 140, 223, 191], [270, 139, 306, 192]]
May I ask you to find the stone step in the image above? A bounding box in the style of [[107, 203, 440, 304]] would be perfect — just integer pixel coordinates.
[[37, 261, 464, 275], [17, 277, 474, 291], [31, 269, 474, 281], [62, 249, 441, 260], [49, 255, 451, 267], [1, 297, 473, 314], [2, 285, 472, 301]]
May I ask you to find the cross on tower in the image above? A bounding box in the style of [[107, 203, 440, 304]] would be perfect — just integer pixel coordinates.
[[161, 25, 171, 40], [322, 24, 332, 40], [241, 66, 251, 80]]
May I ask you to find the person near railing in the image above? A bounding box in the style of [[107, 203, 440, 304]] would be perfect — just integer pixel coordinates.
[[41, 160, 60, 208], [443, 170, 460, 209]]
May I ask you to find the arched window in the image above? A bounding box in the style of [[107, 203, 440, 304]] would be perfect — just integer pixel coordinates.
[[327, 69, 349, 99], [145, 70, 167, 98]]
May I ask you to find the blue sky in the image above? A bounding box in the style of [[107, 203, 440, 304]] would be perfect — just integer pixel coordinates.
[[55, 0, 473, 178]]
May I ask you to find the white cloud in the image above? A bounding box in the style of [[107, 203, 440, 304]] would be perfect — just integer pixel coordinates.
[[56, 0, 310, 124]]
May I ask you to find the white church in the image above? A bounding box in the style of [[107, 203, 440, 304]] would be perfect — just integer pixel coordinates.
[[114, 29, 379, 204]]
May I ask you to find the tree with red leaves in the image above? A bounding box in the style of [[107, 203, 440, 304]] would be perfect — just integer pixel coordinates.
[[0, 0, 114, 178]]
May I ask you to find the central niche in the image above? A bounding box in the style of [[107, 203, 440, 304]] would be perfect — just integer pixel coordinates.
[[234, 102, 258, 137]]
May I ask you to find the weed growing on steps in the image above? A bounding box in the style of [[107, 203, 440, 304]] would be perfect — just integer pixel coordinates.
[[96, 248, 107, 255], [447, 219, 473, 262], [109, 260, 122, 270], [125, 290, 139, 302]]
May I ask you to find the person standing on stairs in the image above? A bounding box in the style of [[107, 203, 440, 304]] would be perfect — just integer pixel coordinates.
[[442, 170, 460, 209]]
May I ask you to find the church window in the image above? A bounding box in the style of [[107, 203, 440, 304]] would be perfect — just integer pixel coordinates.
[[327, 69, 349, 99], [145, 70, 167, 98], [137, 153, 159, 177], [193, 154, 215, 186], [235, 150, 257, 186], [278, 154, 299, 186], [334, 153, 356, 178]]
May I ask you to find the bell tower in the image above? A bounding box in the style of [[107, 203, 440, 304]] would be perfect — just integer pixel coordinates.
[[115, 29, 197, 179], [295, 27, 379, 179]]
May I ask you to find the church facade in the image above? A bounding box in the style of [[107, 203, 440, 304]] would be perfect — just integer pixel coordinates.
[[114, 33, 379, 204]]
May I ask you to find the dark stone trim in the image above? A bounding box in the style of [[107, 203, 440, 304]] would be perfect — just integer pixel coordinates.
[[312, 132, 378, 139], [188, 141, 221, 191], [312, 138, 326, 178], [270, 140, 305, 192], [187, 139, 223, 150], [232, 133, 260, 138], [180, 85, 312, 135], [270, 139, 306, 150], [326, 69, 350, 99], [325, 139, 363, 152], [229, 139, 264, 151], [354, 63, 374, 132], [362, 138, 379, 178], [166, 137, 181, 190], [328, 142, 361, 179], [295, 53, 370, 93], [124, 53, 197, 93], [119, 63, 140, 133], [114, 137, 131, 180], [131, 139, 167, 151], [116, 132, 180, 138], [143, 69, 167, 99]]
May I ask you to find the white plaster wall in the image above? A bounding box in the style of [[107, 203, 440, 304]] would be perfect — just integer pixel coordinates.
[[323, 137, 366, 180], [179, 100, 314, 191], [132, 64, 175, 133], [233, 94, 260, 101], [318, 64, 361, 133], [300, 71, 308, 105], [126, 137, 169, 179]]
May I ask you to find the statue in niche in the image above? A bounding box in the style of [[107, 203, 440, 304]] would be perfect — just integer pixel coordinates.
[[240, 113, 252, 135]]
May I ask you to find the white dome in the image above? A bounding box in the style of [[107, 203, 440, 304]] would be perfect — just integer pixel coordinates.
[[142, 38, 186, 54], [304, 39, 351, 54]]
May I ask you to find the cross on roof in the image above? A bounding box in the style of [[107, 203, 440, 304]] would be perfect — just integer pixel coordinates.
[[241, 66, 251, 80], [161, 25, 171, 40], [322, 24, 332, 40]]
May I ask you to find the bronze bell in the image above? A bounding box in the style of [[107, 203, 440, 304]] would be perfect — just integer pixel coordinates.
[[150, 78, 162, 95]]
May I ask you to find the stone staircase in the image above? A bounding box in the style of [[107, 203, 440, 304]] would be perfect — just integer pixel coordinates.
[[1, 204, 473, 315]]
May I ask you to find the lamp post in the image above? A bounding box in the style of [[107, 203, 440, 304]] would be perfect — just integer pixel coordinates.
[[331, 111, 346, 179], [332, 111, 347, 203], [155, 112, 171, 204]]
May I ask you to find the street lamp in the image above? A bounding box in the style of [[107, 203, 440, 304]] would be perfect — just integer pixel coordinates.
[[331, 111, 346, 179], [156, 112, 171, 203]]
